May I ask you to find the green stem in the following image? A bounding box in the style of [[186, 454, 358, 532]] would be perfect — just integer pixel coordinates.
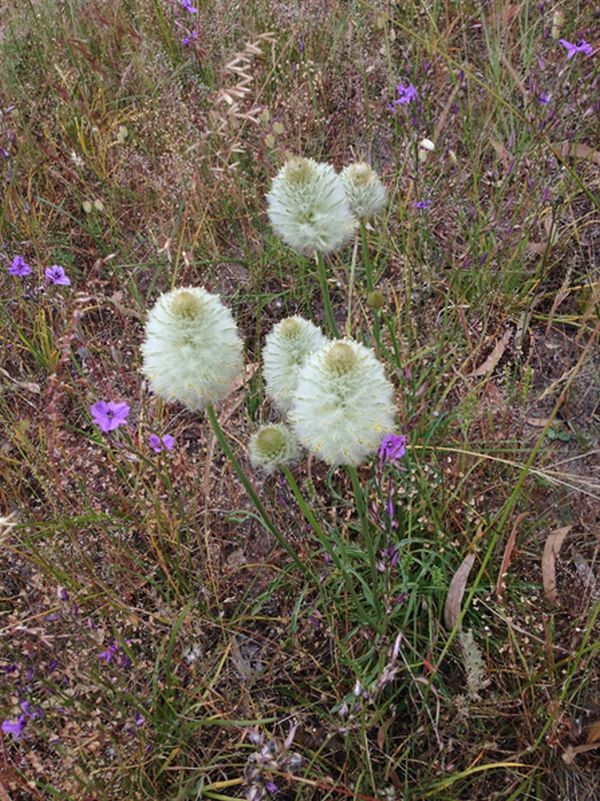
[[347, 465, 382, 626], [206, 405, 310, 579], [282, 466, 373, 626], [346, 234, 359, 337], [316, 251, 339, 338], [360, 221, 373, 292], [360, 221, 384, 352]]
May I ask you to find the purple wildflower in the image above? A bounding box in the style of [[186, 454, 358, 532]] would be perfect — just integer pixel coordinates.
[[182, 30, 198, 45], [57, 587, 69, 601], [134, 711, 145, 727], [386, 497, 395, 519], [414, 199, 432, 209], [91, 400, 130, 433], [265, 781, 279, 794], [378, 433, 407, 466], [559, 39, 593, 59], [98, 643, 119, 663], [180, 0, 198, 12], [394, 82, 418, 105], [149, 433, 175, 453], [45, 265, 71, 285], [20, 701, 44, 720], [2, 715, 27, 740], [538, 92, 550, 105], [0, 147, 9, 159], [8, 256, 32, 277]]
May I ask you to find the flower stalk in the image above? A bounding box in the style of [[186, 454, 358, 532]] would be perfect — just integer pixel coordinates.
[[316, 251, 339, 338], [206, 404, 311, 580]]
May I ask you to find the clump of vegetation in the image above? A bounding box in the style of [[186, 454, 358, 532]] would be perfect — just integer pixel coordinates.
[[1, 1, 599, 800]]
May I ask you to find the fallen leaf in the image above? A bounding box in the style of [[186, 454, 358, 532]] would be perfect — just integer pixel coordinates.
[[444, 552, 476, 629], [587, 719, 600, 744], [555, 141, 600, 166], [542, 526, 571, 604], [525, 416, 552, 427], [22, 381, 41, 394], [496, 513, 527, 600], [525, 241, 547, 257], [562, 741, 600, 765], [470, 328, 513, 377], [490, 137, 512, 173]]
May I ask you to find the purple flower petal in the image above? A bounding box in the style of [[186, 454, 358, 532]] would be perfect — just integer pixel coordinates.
[[45, 265, 71, 286], [559, 38, 593, 59], [2, 715, 27, 739], [149, 433, 162, 453], [98, 643, 119, 663], [378, 434, 407, 466], [8, 256, 32, 277], [149, 433, 175, 453], [91, 400, 130, 433], [394, 82, 418, 105]]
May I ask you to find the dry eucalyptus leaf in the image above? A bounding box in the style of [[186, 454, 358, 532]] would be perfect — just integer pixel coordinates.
[[586, 719, 600, 744], [470, 328, 512, 377], [542, 526, 572, 604], [556, 141, 600, 166], [562, 742, 600, 765], [496, 513, 527, 600], [444, 552, 476, 629]]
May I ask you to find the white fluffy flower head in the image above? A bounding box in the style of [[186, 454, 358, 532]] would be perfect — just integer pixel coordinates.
[[141, 286, 243, 411], [267, 157, 356, 255], [263, 316, 327, 415], [249, 423, 300, 474], [291, 339, 395, 466], [340, 162, 387, 220]]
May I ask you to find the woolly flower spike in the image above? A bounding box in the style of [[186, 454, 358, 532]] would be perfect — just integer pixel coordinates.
[[263, 316, 327, 414], [141, 287, 243, 411], [291, 339, 395, 466], [267, 156, 356, 255], [249, 423, 300, 475], [340, 162, 387, 221]]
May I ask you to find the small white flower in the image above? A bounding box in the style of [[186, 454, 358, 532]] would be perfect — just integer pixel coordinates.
[[291, 339, 395, 466], [141, 286, 243, 411], [249, 423, 300, 474], [263, 316, 327, 414], [267, 156, 356, 255], [418, 138, 435, 163], [340, 162, 387, 220]]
